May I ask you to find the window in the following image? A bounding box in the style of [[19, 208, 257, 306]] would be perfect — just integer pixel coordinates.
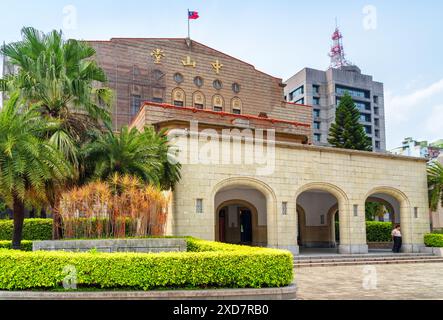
[[314, 133, 321, 142], [313, 97, 320, 105], [373, 96, 379, 104], [353, 205, 358, 217], [212, 94, 224, 112], [295, 98, 305, 104], [282, 202, 288, 216], [172, 88, 186, 107], [196, 199, 203, 214], [174, 101, 184, 107], [336, 85, 369, 99], [314, 121, 321, 130], [213, 79, 223, 90], [375, 141, 380, 149], [289, 85, 304, 100], [360, 114, 371, 122], [193, 91, 205, 109], [336, 98, 370, 111], [375, 129, 380, 138], [364, 126, 372, 135], [313, 84, 320, 95], [231, 97, 242, 115], [374, 107, 379, 115], [374, 119, 380, 127], [232, 83, 241, 94], [131, 95, 141, 116], [151, 97, 163, 103], [414, 207, 418, 219], [320, 215, 325, 225], [173, 73, 184, 84], [313, 109, 320, 118], [194, 76, 203, 88]]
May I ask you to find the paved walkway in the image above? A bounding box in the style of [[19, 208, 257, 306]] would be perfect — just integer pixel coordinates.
[[295, 263, 443, 300]]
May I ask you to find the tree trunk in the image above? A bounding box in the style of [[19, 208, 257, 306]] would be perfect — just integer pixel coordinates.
[[12, 195, 25, 250], [41, 207, 47, 219], [52, 196, 63, 240], [29, 208, 35, 218]]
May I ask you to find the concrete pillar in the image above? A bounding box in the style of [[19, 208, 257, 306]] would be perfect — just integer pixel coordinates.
[[338, 202, 368, 254]]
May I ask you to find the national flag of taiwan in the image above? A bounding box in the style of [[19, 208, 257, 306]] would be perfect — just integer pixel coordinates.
[[188, 10, 199, 20]]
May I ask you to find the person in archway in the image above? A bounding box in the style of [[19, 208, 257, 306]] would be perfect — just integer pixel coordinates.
[[391, 224, 402, 253]]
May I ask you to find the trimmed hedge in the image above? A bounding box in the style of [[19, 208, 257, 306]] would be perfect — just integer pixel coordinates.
[[0, 238, 293, 291], [0, 240, 33, 251], [0, 219, 52, 241], [424, 233, 443, 247], [366, 221, 393, 242]]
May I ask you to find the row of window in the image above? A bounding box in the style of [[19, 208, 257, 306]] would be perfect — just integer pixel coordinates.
[[336, 85, 370, 99], [131, 90, 243, 116], [173, 72, 241, 93]]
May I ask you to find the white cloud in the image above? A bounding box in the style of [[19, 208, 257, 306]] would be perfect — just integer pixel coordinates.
[[385, 78, 443, 149]]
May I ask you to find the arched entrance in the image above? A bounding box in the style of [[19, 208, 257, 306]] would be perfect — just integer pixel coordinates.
[[295, 182, 361, 254], [296, 190, 340, 251], [216, 199, 258, 245], [214, 182, 269, 247], [365, 187, 408, 251]]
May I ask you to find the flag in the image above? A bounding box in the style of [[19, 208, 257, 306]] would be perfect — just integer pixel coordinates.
[[188, 10, 199, 20]]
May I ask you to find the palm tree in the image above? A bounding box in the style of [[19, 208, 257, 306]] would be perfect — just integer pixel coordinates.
[[428, 161, 443, 211], [83, 126, 181, 190], [0, 27, 113, 238], [0, 94, 72, 249]]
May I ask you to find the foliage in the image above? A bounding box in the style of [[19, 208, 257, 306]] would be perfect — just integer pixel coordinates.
[[0, 239, 293, 290], [0, 240, 33, 251], [428, 161, 443, 211], [82, 126, 181, 190], [366, 221, 393, 242], [328, 92, 372, 151], [0, 94, 72, 248], [0, 219, 52, 241], [60, 174, 170, 239], [424, 233, 443, 247]]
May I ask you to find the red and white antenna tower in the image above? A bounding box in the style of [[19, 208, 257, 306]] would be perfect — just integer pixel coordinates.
[[328, 20, 350, 68]]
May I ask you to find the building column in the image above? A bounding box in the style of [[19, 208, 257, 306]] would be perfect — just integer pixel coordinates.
[[268, 199, 299, 255], [338, 202, 368, 254]]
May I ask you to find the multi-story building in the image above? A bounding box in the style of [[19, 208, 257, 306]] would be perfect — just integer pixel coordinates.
[[391, 137, 443, 160], [284, 27, 386, 151], [284, 65, 386, 151]]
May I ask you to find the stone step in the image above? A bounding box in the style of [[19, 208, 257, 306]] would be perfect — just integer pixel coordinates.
[[294, 253, 434, 261], [294, 257, 443, 268], [294, 255, 439, 263]]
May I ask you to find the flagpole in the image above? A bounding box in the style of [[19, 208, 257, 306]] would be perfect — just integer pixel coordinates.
[[187, 9, 190, 39]]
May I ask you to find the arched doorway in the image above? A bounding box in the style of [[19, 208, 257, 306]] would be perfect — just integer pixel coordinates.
[[296, 190, 340, 251], [365, 188, 405, 251], [214, 183, 268, 247], [216, 199, 258, 245]]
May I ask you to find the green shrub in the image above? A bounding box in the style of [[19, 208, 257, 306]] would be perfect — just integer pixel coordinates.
[[0, 219, 52, 241], [424, 233, 443, 247], [0, 240, 33, 251], [366, 221, 393, 242], [0, 239, 293, 291]]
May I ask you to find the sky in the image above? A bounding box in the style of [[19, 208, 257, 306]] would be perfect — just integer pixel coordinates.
[[0, 0, 442, 150]]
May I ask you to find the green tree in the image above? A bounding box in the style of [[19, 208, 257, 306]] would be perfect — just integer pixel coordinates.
[[428, 161, 443, 211], [0, 27, 113, 238], [0, 94, 72, 249], [82, 126, 181, 190], [328, 92, 372, 151]]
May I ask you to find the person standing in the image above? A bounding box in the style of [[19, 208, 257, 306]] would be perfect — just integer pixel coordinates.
[[391, 225, 402, 253]]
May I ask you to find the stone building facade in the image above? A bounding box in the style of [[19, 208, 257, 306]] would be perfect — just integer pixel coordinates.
[[89, 37, 430, 254], [88, 38, 308, 131]]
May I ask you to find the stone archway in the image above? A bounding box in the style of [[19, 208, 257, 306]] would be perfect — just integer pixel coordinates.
[[211, 177, 278, 249], [295, 182, 367, 254], [216, 199, 265, 246], [364, 186, 414, 252]]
